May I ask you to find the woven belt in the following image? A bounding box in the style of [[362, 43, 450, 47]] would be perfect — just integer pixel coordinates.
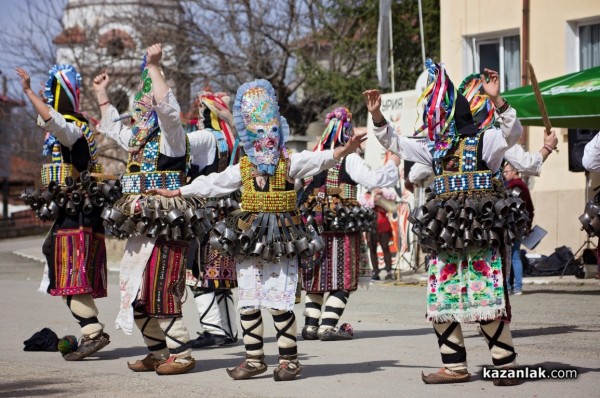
[[121, 170, 185, 194]]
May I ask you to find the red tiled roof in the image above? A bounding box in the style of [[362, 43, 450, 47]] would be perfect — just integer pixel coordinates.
[[54, 26, 86, 45]]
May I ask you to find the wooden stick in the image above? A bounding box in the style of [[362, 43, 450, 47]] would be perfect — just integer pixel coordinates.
[[526, 60, 559, 152]]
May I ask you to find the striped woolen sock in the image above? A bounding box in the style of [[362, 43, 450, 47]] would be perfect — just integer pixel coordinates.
[[240, 307, 264, 363], [304, 293, 324, 330], [319, 290, 349, 331], [216, 289, 238, 340], [133, 311, 169, 360], [63, 294, 103, 339], [268, 309, 297, 362], [432, 321, 468, 372], [479, 320, 517, 368], [157, 317, 192, 359]]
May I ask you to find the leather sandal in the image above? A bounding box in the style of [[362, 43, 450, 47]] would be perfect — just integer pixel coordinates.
[[155, 355, 196, 375], [127, 353, 163, 372], [421, 367, 471, 384], [273, 355, 302, 381], [63, 332, 110, 361], [226, 354, 268, 380]]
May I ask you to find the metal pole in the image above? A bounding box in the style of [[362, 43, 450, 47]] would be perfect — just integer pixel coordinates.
[[388, 10, 395, 92], [418, 0, 426, 70]]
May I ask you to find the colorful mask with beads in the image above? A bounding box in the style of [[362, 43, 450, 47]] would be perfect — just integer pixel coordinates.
[[129, 55, 159, 153], [313, 106, 353, 151], [233, 79, 289, 176]]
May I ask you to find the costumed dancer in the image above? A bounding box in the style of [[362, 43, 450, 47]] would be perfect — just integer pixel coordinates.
[[184, 91, 240, 348], [17, 66, 111, 360], [151, 79, 367, 381], [578, 131, 600, 279], [92, 44, 199, 375], [298, 107, 400, 341], [364, 61, 528, 386]]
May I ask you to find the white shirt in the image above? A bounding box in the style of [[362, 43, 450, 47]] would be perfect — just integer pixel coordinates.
[[583, 131, 600, 172], [41, 109, 83, 148], [187, 129, 217, 170], [344, 152, 399, 190], [97, 89, 186, 157], [407, 144, 543, 183], [180, 150, 337, 198], [374, 107, 522, 173]]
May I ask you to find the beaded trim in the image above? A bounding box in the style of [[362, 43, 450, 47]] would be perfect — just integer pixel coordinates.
[[121, 170, 186, 194], [326, 162, 357, 200], [433, 171, 494, 197], [41, 163, 73, 187], [240, 156, 296, 212], [433, 135, 496, 198]]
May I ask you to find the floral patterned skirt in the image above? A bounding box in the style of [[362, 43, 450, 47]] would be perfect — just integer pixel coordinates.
[[426, 248, 507, 323]]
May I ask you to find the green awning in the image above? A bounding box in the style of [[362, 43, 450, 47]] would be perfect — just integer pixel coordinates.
[[501, 66, 600, 129]]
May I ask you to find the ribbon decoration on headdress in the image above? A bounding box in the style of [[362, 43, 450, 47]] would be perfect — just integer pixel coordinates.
[[459, 73, 496, 131], [42, 64, 86, 156], [414, 59, 458, 159], [233, 79, 290, 176], [198, 91, 236, 153], [313, 107, 353, 151]]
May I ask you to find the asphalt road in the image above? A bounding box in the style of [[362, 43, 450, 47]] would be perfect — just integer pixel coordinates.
[[1, 236, 599, 398]]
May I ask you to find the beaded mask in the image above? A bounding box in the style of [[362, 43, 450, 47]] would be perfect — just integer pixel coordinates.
[[129, 56, 159, 153], [233, 79, 289, 176]]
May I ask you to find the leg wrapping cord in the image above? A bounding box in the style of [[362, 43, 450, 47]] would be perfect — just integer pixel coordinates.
[[157, 317, 192, 358], [268, 309, 297, 360], [216, 289, 238, 340], [320, 290, 349, 330], [133, 311, 169, 360], [432, 321, 468, 372], [303, 293, 324, 328], [479, 320, 517, 367], [240, 307, 264, 361], [63, 294, 103, 339], [190, 287, 225, 336]]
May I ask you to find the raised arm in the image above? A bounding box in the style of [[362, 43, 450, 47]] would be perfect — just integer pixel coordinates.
[[362, 89, 432, 165], [146, 43, 186, 157], [16, 67, 81, 147], [93, 72, 131, 150], [288, 129, 369, 180]]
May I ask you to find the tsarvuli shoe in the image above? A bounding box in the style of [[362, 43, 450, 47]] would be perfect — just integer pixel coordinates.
[[317, 326, 353, 341], [273, 355, 302, 381], [421, 367, 471, 384], [127, 353, 163, 372], [226, 354, 268, 380], [301, 325, 318, 340], [63, 332, 110, 361], [191, 331, 226, 348], [155, 355, 196, 375]]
